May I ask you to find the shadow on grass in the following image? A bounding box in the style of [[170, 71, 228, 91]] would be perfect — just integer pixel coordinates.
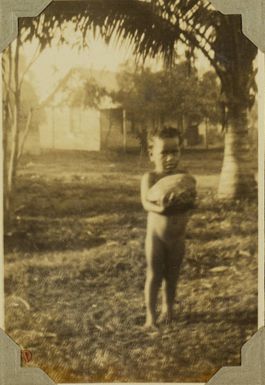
[[6, 174, 143, 253], [6, 166, 257, 256], [14, 177, 141, 218], [183, 308, 257, 325], [4, 217, 107, 254]]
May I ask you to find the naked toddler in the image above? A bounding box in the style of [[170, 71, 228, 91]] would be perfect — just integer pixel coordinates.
[[141, 127, 196, 328]]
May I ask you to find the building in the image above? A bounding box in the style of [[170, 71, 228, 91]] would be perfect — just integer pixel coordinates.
[[24, 68, 138, 154]]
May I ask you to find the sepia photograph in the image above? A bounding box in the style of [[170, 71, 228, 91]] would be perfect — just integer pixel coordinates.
[[2, 0, 259, 383]]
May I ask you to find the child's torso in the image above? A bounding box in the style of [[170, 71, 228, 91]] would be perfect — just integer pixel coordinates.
[[147, 211, 188, 243], [147, 170, 189, 242]]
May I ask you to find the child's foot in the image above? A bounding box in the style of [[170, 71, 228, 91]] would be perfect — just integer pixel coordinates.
[[159, 311, 174, 324], [143, 320, 159, 332]]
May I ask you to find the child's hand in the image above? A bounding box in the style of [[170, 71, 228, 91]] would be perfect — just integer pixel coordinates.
[[160, 192, 176, 208]]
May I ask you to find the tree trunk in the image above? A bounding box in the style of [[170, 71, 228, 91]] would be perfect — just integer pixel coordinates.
[[122, 109, 127, 152], [218, 104, 256, 199], [205, 118, 208, 149], [6, 101, 19, 216], [4, 35, 21, 222], [3, 107, 11, 223], [3, 46, 14, 224], [17, 108, 33, 160]]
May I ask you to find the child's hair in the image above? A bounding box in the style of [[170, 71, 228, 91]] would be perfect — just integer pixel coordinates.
[[147, 126, 183, 151]]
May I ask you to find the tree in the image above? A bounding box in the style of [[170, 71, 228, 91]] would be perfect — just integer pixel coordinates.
[[16, 79, 45, 158], [198, 71, 222, 126], [15, 0, 258, 199], [114, 61, 221, 150], [2, 13, 50, 222], [2, 22, 97, 220]]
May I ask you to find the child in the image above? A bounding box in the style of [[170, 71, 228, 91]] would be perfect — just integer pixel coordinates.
[[141, 127, 195, 329]]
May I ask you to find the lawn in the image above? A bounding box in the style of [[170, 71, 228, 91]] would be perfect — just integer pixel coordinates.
[[4, 149, 258, 383]]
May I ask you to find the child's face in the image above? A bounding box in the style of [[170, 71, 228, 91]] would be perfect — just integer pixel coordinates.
[[150, 136, 181, 174]]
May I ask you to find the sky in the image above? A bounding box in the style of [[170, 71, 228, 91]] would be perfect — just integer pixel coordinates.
[[20, 26, 212, 102], [21, 33, 163, 101]]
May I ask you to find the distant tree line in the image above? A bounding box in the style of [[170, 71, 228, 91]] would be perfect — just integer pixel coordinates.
[[113, 61, 222, 151]]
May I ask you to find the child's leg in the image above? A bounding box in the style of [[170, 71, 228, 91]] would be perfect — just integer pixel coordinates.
[[145, 234, 165, 327], [162, 238, 185, 322]]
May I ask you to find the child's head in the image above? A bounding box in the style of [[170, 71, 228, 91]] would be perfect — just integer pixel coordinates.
[[148, 127, 183, 173]]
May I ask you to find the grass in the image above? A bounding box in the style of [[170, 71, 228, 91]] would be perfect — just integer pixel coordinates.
[[4, 149, 258, 383]]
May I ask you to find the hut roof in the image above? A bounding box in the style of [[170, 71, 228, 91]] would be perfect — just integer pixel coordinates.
[[42, 67, 120, 109]]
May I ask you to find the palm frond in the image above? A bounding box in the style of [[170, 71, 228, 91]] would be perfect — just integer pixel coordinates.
[[20, 0, 180, 63], [19, 0, 257, 93]]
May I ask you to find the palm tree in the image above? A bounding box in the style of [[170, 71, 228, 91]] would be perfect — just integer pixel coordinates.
[[19, 0, 257, 199]]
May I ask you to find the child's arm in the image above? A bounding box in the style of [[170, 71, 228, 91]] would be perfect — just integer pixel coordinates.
[[141, 173, 166, 214]]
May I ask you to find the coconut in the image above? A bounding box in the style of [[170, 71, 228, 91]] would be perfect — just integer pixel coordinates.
[[147, 173, 196, 208]]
